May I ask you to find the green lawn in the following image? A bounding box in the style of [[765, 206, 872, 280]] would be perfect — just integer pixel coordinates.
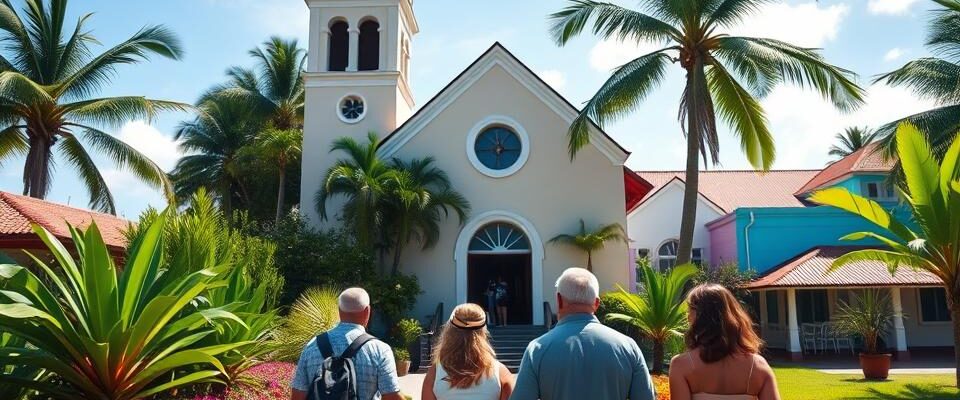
[[773, 365, 959, 399]]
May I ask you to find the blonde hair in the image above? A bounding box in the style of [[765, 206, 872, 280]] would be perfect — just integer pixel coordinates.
[[433, 303, 497, 389]]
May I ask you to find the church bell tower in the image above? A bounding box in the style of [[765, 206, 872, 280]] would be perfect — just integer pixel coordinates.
[[300, 0, 418, 225]]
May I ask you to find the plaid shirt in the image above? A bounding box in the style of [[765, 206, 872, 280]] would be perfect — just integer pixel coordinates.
[[291, 322, 400, 399]]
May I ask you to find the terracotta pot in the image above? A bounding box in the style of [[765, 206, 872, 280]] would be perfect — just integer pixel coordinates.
[[397, 359, 411, 377], [859, 353, 892, 380]]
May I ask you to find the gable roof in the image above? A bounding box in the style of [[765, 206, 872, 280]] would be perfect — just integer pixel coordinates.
[[745, 246, 941, 289], [0, 191, 130, 251], [795, 143, 896, 195], [633, 170, 820, 213], [376, 42, 630, 165]]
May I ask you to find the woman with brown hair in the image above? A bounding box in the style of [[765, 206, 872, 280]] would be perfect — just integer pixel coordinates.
[[669, 284, 780, 400], [422, 303, 514, 400]]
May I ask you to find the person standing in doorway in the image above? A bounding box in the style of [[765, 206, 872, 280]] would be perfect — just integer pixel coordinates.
[[485, 280, 498, 326], [495, 276, 509, 327]]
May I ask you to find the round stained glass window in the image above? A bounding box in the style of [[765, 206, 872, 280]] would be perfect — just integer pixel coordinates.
[[473, 127, 522, 171], [338, 95, 366, 123]]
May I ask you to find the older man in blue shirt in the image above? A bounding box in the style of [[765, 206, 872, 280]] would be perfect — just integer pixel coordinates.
[[510, 268, 655, 400]]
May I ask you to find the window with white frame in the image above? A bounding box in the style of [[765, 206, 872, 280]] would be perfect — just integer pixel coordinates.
[[919, 288, 951, 322], [656, 240, 702, 270]]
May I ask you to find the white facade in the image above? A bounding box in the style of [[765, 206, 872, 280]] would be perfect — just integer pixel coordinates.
[[626, 179, 724, 269], [300, 0, 632, 324]]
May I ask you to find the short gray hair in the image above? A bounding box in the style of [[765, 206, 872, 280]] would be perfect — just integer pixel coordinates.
[[338, 287, 370, 313], [555, 267, 599, 305]]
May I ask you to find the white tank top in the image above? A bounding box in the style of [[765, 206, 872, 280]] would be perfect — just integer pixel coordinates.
[[432, 363, 501, 400]]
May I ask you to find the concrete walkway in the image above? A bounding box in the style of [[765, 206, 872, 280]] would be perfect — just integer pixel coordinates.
[[398, 373, 426, 399]]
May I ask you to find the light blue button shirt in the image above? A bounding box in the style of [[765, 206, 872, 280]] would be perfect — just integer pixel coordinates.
[[510, 313, 655, 400]]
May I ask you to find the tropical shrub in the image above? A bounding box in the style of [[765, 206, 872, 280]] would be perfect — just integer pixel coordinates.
[[394, 318, 424, 348], [810, 122, 960, 385], [274, 287, 341, 361], [124, 191, 283, 383], [393, 347, 410, 362], [548, 219, 627, 272], [605, 264, 697, 374], [0, 215, 246, 399], [834, 290, 896, 354], [0, 331, 46, 400], [269, 213, 422, 323]]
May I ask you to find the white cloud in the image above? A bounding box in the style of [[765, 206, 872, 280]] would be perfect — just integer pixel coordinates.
[[115, 121, 181, 171], [587, 2, 848, 73], [884, 48, 905, 62], [868, 0, 921, 15], [589, 38, 664, 72], [539, 70, 567, 90], [726, 2, 849, 47], [752, 85, 934, 168]]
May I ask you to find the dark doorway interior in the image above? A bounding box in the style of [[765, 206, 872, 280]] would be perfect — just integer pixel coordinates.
[[467, 253, 532, 325]]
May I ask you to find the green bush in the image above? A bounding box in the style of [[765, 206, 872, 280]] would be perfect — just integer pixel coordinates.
[[274, 287, 342, 361], [0, 214, 246, 399], [126, 190, 284, 383], [393, 347, 410, 362], [269, 213, 421, 323], [693, 263, 756, 304]]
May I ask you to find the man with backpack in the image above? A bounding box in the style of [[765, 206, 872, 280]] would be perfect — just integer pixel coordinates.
[[291, 287, 403, 400]]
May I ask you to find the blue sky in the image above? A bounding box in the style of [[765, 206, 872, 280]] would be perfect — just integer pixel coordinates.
[[0, 0, 935, 218]]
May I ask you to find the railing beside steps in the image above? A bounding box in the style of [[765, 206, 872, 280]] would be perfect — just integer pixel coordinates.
[[416, 302, 444, 372], [543, 301, 557, 330]]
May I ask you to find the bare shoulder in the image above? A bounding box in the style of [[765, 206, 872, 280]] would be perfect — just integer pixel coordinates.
[[669, 351, 693, 373], [497, 362, 513, 380], [751, 354, 776, 378]]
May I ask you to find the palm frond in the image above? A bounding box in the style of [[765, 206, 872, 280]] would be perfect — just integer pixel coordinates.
[[57, 133, 115, 213], [62, 96, 190, 128], [0, 124, 27, 165], [706, 62, 775, 169], [547, 0, 679, 46], [72, 124, 175, 205], [568, 49, 673, 158], [875, 58, 960, 104]]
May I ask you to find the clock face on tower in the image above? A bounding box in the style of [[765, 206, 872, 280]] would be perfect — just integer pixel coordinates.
[[338, 95, 366, 123]]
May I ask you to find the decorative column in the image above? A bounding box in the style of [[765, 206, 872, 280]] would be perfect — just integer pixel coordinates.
[[347, 27, 360, 71], [759, 290, 769, 336], [316, 28, 330, 72], [307, 9, 322, 72], [891, 287, 910, 361], [787, 288, 802, 361]]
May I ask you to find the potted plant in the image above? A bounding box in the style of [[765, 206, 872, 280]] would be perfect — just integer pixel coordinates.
[[394, 347, 411, 377], [395, 318, 424, 372], [834, 290, 898, 380]]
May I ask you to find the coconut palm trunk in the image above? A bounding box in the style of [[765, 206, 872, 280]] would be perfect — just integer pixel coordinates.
[[275, 163, 287, 223], [23, 133, 53, 198], [951, 290, 960, 387]]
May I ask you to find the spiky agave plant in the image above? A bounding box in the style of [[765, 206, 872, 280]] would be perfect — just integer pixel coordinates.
[[0, 213, 248, 399], [834, 290, 896, 355]]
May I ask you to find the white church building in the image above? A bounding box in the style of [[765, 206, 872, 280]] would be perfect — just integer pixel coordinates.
[[298, 0, 650, 324]]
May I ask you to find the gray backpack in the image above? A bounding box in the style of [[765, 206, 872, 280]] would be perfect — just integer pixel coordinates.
[[307, 332, 376, 400]]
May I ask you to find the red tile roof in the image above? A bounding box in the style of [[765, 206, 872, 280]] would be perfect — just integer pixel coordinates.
[[0, 191, 130, 250], [745, 246, 941, 289], [795, 143, 896, 195], [634, 170, 820, 213]]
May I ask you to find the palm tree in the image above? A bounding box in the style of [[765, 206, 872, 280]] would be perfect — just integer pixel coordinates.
[[202, 37, 305, 130], [874, 0, 960, 163], [829, 126, 878, 159], [548, 219, 627, 272], [605, 263, 697, 373], [315, 132, 394, 251], [251, 128, 302, 223], [0, 0, 187, 213], [387, 157, 470, 275], [810, 122, 960, 386], [171, 97, 263, 214], [549, 0, 864, 265]]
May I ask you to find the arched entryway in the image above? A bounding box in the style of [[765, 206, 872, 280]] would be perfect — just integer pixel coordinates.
[[455, 211, 544, 325]]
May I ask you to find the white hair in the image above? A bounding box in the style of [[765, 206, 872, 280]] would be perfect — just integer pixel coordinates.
[[555, 267, 599, 305], [338, 287, 370, 313]]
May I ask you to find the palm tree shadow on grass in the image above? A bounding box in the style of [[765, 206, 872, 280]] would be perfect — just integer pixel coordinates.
[[836, 383, 960, 400]]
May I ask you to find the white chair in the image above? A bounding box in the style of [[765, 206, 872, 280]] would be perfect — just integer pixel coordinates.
[[801, 323, 820, 354], [825, 323, 855, 355]]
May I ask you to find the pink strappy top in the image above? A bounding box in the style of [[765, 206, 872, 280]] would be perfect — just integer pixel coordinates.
[[688, 353, 759, 400]]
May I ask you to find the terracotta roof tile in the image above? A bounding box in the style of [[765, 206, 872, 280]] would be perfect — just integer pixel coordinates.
[[746, 246, 941, 289], [634, 170, 820, 213], [0, 191, 130, 249], [795, 143, 896, 195]]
